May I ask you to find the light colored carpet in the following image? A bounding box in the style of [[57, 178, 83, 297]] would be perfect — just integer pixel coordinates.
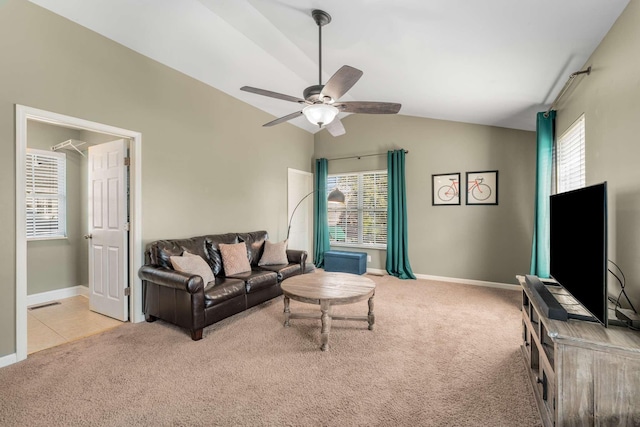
[[0, 273, 542, 426]]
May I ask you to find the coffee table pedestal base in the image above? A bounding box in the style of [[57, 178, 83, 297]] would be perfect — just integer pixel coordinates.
[[283, 294, 375, 351]]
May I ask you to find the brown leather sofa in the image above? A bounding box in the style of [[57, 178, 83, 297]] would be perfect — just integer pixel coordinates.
[[138, 231, 309, 340]]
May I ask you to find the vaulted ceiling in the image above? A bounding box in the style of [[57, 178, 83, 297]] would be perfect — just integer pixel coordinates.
[[29, 0, 629, 133]]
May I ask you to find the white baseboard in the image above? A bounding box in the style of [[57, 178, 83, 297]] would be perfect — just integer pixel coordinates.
[[0, 352, 17, 368], [27, 285, 89, 307], [414, 273, 519, 291], [366, 268, 517, 291]]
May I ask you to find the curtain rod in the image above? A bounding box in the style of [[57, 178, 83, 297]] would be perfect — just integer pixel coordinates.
[[327, 150, 409, 161], [544, 66, 591, 118]]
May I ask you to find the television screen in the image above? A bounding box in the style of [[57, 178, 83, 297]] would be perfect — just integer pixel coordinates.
[[549, 182, 608, 325]]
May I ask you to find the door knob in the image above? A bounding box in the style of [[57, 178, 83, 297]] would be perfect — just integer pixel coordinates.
[[84, 234, 92, 239]]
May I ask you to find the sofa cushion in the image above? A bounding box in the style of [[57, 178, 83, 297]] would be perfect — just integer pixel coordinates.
[[203, 277, 246, 308], [169, 253, 215, 286], [258, 239, 288, 266], [258, 263, 301, 282], [227, 270, 278, 293], [219, 242, 251, 275]]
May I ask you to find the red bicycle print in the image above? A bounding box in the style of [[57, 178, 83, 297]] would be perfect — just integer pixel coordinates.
[[467, 177, 492, 201], [437, 178, 460, 202]]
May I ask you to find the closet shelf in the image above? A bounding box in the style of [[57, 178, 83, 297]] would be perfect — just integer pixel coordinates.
[[51, 139, 87, 157]]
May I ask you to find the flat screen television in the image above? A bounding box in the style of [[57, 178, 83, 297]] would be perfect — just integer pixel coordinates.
[[549, 182, 608, 326]]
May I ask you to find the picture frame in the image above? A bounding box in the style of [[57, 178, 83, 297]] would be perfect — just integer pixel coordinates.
[[465, 170, 498, 205], [432, 172, 461, 205]]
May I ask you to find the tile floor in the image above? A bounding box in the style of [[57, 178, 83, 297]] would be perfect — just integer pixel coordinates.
[[27, 295, 124, 354]]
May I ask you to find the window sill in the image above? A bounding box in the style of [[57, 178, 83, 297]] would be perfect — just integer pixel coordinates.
[[27, 236, 68, 242], [330, 243, 386, 251]]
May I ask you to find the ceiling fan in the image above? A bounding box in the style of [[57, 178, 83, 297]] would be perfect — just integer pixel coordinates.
[[240, 9, 401, 137]]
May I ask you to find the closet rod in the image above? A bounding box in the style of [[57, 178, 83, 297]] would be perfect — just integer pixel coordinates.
[[328, 150, 408, 161], [543, 66, 591, 118]]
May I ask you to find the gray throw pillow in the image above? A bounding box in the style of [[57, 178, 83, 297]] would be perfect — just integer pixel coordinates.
[[258, 239, 289, 266], [169, 253, 215, 286]]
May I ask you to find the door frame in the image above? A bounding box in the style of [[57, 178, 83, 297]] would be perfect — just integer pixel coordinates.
[[287, 168, 314, 260], [15, 105, 143, 363]]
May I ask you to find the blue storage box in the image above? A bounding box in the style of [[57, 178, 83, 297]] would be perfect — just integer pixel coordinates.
[[324, 250, 367, 275]]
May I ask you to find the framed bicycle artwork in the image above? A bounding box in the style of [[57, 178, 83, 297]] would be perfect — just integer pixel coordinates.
[[432, 172, 461, 205], [465, 170, 498, 205]]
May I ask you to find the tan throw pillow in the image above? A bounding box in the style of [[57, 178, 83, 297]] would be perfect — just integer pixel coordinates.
[[258, 239, 289, 266], [170, 253, 215, 286], [219, 242, 252, 275]]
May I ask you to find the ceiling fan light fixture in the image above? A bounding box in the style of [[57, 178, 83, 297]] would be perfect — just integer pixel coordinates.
[[302, 104, 339, 127]]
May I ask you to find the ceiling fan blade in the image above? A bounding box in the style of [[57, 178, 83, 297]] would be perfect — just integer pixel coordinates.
[[320, 65, 363, 101], [325, 117, 346, 137], [241, 86, 306, 104], [263, 111, 303, 127], [336, 101, 402, 114]]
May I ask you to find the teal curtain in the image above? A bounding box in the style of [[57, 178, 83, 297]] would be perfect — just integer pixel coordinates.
[[313, 158, 330, 268], [386, 150, 416, 279], [530, 111, 555, 278]]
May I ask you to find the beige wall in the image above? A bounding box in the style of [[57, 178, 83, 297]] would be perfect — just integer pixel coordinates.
[[555, 0, 640, 311], [0, 1, 313, 358], [26, 121, 84, 295], [315, 114, 537, 283]]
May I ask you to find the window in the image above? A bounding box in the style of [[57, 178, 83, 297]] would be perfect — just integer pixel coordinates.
[[26, 148, 66, 240], [327, 170, 387, 248], [556, 114, 585, 193]]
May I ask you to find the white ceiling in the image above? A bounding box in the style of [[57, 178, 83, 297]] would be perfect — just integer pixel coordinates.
[[29, 0, 629, 134]]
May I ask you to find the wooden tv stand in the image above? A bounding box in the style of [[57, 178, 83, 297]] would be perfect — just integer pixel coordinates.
[[517, 275, 640, 426]]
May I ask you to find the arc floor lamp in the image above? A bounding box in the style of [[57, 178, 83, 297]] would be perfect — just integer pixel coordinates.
[[287, 188, 345, 240]]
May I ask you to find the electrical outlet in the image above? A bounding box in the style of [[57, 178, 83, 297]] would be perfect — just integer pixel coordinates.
[[367, 255, 372, 263]]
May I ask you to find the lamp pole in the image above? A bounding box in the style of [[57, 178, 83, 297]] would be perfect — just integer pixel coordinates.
[[287, 187, 345, 240], [287, 190, 316, 241]]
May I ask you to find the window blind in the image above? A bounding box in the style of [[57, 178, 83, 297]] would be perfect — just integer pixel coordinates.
[[327, 170, 387, 247], [361, 172, 387, 246], [557, 114, 585, 193], [26, 149, 66, 239]]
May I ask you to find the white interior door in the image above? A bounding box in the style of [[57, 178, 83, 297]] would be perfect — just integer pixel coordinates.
[[288, 168, 314, 258], [87, 139, 128, 321]]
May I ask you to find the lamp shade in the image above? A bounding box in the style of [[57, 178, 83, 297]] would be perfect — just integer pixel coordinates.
[[327, 188, 345, 203], [302, 104, 339, 127]]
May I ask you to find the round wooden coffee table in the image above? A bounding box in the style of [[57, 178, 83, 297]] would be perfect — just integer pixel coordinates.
[[281, 272, 376, 351]]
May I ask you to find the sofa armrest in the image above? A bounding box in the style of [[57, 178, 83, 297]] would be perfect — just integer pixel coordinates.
[[286, 249, 307, 265], [138, 265, 204, 294]]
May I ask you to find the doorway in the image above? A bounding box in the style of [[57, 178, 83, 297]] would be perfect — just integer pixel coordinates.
[[15, 105, 143, 363]]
